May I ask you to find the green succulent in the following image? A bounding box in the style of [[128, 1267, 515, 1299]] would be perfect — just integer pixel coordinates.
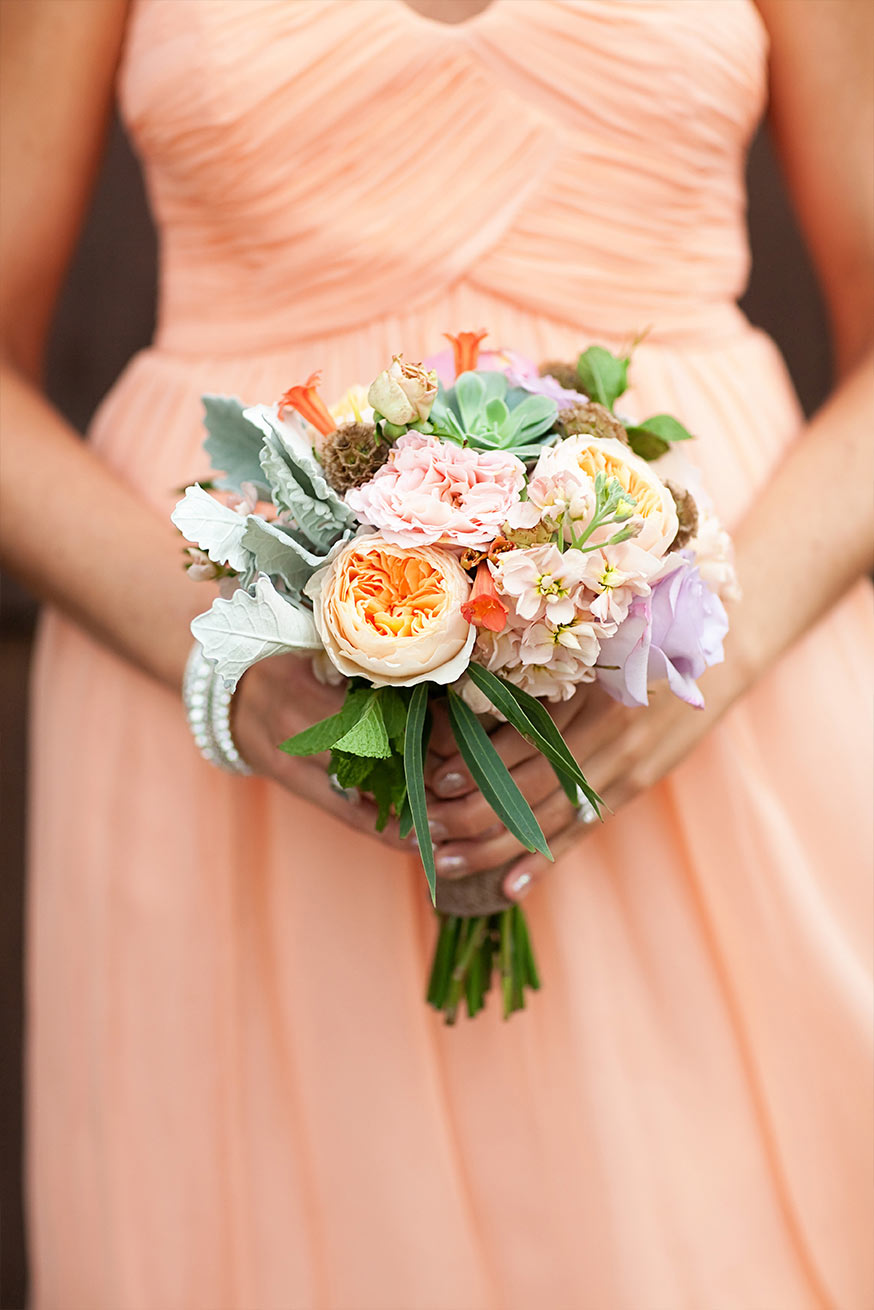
[[427, 370, 558, 461]]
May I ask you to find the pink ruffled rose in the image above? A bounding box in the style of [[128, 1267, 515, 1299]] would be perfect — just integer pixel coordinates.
[[346, 433, 525, 549]]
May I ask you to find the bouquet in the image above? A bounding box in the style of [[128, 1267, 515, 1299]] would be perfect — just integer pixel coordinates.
[[173, 331, 738, 1023]]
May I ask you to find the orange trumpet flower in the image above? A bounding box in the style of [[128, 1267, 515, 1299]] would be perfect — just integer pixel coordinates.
[[444, 329, 488, 377], [461, 561, 509, 633], [278, 371, 336, 436]]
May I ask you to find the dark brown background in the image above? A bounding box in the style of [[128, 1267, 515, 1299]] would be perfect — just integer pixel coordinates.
[[0, 117, 830, 1307]]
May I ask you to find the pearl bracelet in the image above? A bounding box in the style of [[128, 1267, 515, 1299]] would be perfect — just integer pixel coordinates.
[[183, 643, 252, 776]]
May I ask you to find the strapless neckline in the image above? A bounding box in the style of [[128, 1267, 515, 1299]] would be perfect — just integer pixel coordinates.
[[393, 0, 501, 34]]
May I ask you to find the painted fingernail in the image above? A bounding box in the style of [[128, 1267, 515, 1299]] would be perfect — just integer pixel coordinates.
[[435, 771, 467, 797], [504, 871, 532, 901], [428, 819, 449, 841], [436, 853, 468, 877]]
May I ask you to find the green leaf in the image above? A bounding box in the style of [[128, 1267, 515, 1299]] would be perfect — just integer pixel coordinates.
[[333, 693, 391, 758], [492, 674, 604, 815], [330, 750, 375, 789], [576, 346, 629, 410], [447, 691, 552, 859], [398, 792, 414, 840], [465, 663, 601, 811], [379, 688, 409, 744], [202, 395, 270, 495], [279, 688, 371, 757], [625, 413, 694, 461], [404, 684, 436, 903]]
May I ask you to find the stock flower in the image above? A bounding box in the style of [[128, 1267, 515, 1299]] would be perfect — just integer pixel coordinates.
[[471, 605, 598, 702], [367, 356, 437, 425], [346, 433, 525, 550], [305, 535, 475, 687], [579, 541, 662, 626], [532, 436, 678, 555], [596, 557, 729, 708], [688, 508, 741, 602], [278, 372, 336, 436], [491, 543, 588, 626], [461, 561, 509, 633]]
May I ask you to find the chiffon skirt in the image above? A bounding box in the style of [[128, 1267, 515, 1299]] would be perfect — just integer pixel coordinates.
[[28, 288, 873, 1308]]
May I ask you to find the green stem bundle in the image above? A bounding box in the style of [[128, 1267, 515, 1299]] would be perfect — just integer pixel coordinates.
[[426, 906, 541, 1023]]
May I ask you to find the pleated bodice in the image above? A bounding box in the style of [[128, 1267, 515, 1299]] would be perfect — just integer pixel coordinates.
[[119, 0, 768, 355]]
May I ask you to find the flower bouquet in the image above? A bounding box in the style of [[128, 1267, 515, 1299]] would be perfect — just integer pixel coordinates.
[[173, 332, 737, 1022]]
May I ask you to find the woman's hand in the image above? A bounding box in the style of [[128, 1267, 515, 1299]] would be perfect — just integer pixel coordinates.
[[232, 656, 407, 848], [424, 658, 744, 898]]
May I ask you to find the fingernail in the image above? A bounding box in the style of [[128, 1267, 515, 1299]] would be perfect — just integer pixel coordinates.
[[428, 819, 449, 842], [408, 833, 419, 849], [435, 771, 467, 797], [436, 853, 468, 877], [504, 871, 532, 901]]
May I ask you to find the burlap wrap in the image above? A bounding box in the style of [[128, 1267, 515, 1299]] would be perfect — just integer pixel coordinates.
[[435, 862, 514, 917]]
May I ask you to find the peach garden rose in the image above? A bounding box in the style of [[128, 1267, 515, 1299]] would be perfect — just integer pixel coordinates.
[[532, 435, 679, 556], [305, 534, 476, 687]]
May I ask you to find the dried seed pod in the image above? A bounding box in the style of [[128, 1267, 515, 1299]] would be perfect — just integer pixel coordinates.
[[319, 422, 389, 493], [555, 400, 629, 444], [665, 480, 699, 550], [538, 360, 585, 393]]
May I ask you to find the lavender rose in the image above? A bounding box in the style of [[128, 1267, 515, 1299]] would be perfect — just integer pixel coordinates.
[[596, 558, 728, 709]]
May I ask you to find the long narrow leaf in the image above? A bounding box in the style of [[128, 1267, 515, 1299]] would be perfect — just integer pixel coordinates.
[[404, 684, 436, 903], [465, 664, 602, 814], [447, 691, 552, 859]]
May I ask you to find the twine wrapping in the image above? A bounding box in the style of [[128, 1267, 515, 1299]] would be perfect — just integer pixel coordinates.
[[435, 862, 514, 917]]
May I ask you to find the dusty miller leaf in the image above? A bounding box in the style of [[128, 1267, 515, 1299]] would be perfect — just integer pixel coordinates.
[[202, 395, 271, 495], [171, 485, 250, 571], [191, 573, 320, 692]]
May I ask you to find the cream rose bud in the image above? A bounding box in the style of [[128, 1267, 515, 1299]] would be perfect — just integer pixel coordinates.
[[304, 534, 475, 688], [367, 356, 438, 425]]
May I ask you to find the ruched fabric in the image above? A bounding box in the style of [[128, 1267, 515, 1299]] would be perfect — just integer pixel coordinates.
[[28, 4, 872, 1308]]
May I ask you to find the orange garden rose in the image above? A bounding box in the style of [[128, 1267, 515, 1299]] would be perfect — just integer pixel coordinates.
[[306, 535, 476, 687]]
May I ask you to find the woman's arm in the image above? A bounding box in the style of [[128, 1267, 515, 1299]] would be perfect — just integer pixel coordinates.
[[426, 0, 874, 889], [0, 0, 403, 844], [0, 0, 197, 690]]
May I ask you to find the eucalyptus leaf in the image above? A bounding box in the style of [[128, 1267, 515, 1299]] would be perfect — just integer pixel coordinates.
[[202, 395, 271, 495], [191, 574, 320, 692], [171, 484, 250, 571]]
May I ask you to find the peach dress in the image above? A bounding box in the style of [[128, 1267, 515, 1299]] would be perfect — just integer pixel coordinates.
[[27, 2, 873, 1307]]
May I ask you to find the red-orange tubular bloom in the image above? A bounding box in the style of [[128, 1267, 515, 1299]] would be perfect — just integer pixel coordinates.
[[460, 561, 508, 633], [278, 372, 336, 436], [444, 329, 488, 377]]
